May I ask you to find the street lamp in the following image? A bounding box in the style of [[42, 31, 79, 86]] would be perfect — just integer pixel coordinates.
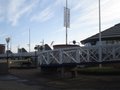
[[34, 45, 38, 67], [98, 0, 102, 68], [5, 37, 10, 68]]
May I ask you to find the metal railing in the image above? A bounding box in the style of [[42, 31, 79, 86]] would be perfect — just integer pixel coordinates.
[[0, 44, 120, 66]]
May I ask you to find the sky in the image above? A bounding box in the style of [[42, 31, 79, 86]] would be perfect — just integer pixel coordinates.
[[0, 0, 120, 52]]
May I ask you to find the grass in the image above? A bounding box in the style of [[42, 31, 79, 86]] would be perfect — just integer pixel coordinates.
[[77, 67, 120, 75]]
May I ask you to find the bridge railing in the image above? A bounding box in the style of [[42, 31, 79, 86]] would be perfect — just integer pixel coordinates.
[[0, 44, 120, 66], [37, 44, 120, 66]]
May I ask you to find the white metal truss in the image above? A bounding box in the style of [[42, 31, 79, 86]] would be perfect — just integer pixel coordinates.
[[0, 44, 120, 66], [37, 44, 120, 65]]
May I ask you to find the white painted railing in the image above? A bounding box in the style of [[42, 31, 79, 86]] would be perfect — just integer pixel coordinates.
[[37, 44, 120, 66], [0, 44, 120, 66]]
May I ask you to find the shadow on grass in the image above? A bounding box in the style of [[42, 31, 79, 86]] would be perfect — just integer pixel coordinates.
[[77, 67, 120, 75]]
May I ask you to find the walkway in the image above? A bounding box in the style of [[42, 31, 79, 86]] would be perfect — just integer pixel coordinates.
[[0, 69, 120, 90], [0, 75, 40, 90]]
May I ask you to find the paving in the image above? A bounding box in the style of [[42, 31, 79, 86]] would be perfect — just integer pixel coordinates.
[[0, 69, 120, 90], [0, 75, 39, 90]]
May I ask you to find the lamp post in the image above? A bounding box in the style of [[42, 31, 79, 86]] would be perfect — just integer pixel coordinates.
[[98, 0, 102, 68], [34, 45, 38, 67], [5, 37, 10, 68], [64, 0, 70, 45]]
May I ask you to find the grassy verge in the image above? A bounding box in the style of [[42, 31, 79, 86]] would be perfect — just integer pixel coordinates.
[[77, 67, 120, 75]]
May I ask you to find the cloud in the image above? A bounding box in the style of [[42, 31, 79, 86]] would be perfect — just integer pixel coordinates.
[[71, 0, 120, 30], [101, 0, 120, 22], [30, 7, 54, 22], [7, 0, 39, 26], [0, 33, 7, 38], [30, 0, 63, 23], [0, 1, 6, 22], [0, 16, 4, 22]]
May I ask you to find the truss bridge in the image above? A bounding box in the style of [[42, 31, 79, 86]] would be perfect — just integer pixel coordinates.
[[0, 44, 120, 68]]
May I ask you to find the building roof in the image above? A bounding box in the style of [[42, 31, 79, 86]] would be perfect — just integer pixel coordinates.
[[81, 23, 120, 44]]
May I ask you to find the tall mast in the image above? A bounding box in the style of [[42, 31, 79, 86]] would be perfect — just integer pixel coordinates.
[[99, 0, 102, 46], [64, 0, 70, 45], [66, 0, 68, 45], [98, 0, 102, 68]]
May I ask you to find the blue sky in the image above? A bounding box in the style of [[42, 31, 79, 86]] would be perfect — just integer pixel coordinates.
[[0, 0, 120, 52]]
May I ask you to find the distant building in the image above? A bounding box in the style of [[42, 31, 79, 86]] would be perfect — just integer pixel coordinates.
[[6, 50, 12, 54], [0, 44, 5, 54], [81, 23, 120, 46], [44, 44, 52, 50], [34, 44, 52, 51], [18, 48, 27, 53]]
